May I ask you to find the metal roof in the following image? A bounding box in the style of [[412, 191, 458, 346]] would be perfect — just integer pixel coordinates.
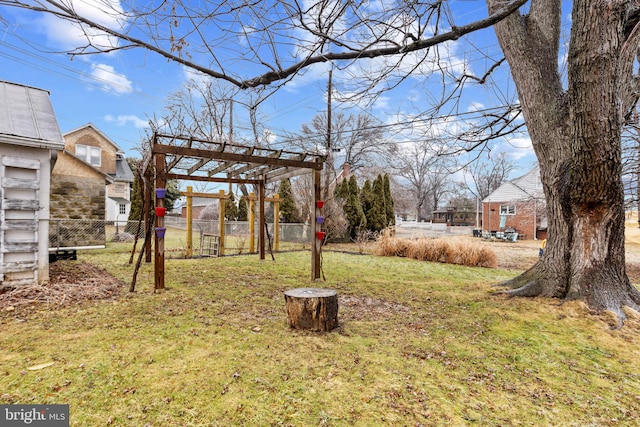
[[482, 165, 543, 203], [114, 156, 135, 182], [0, 80, 64, 149]]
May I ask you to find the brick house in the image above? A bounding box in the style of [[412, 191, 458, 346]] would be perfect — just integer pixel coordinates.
[[482, 165, 546, 240], [0, 81, 65, 286], [180, 197, 219, 219], [53, 124, 134, 226]]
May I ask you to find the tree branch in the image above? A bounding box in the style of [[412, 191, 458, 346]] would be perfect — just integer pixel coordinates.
[[1, 0, 527, 89], [242, 0, 528, 88]]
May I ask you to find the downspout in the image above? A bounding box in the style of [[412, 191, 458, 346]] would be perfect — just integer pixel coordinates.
[[533, 199, 537, 240], [50, 150, 58, 173]]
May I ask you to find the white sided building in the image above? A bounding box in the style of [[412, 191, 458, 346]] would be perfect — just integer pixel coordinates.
[[0, 81, 65, 286]]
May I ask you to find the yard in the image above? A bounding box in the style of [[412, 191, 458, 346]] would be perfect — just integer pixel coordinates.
[[1, 227, 640, 426]]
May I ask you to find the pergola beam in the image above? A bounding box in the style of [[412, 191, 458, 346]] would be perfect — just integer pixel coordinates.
[[152, 143, 323, 171], [166, 172, 259, 185], [188, 158, 210, 175]]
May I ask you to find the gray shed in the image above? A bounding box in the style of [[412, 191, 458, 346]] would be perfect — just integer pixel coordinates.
[[0, 80, 65, 287]]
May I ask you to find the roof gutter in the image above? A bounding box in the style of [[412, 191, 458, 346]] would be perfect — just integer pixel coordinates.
[[0, 133, 64, 150]]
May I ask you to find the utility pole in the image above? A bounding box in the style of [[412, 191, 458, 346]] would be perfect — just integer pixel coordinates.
[[229, 98, 234, 145], [327, 68, 332, 154], [323, 68, 333, 201], [229, 98, 234, 195]]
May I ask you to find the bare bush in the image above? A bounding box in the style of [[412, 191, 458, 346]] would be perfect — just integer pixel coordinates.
[[199, 204, 219, 220], [375, 235, 497, 268], [352, 229, 378, 254], [111, 232, 135, 242]]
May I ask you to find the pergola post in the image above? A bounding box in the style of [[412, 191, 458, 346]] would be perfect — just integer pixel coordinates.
[[218, 189, 226, 256], [273, 194, 280, 251], [265, 194, 281, 251], [312, 167, 322, 280], [144, 168, 152, 263], [186, 185, 193, 257], [154, 152, 166, 291], [248, 192, 256, 253], [259, 181, 266, 260]]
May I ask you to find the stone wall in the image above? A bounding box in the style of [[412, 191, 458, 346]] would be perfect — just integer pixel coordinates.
[[49, 176, 106, 247], [50, 175, 105, 220]]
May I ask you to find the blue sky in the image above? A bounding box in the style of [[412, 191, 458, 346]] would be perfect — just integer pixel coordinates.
[[0, 0, 551, 176]]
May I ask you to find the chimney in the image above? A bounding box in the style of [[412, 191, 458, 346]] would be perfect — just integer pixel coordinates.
[[341, 163, 351, 181]]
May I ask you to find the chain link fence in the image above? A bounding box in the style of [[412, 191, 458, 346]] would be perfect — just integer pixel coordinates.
[[49, 219, 108, 249], [49, 218, 312, 256]]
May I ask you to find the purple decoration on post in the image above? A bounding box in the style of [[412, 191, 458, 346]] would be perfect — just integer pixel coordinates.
[[155, 227, 166, 238], [155, 188, 166, 199]]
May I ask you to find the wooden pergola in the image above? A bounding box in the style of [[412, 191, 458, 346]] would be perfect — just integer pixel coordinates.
[[149, 132, 325, 289]]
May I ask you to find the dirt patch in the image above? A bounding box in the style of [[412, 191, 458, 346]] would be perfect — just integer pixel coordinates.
[[0, 261, 125, 311], [339, 295, 410, 321]]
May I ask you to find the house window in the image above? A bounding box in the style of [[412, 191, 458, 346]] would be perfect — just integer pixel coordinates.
[[119, 204, 126, 215], [500, 205, 516, 215], [76, 144, 101, 167]]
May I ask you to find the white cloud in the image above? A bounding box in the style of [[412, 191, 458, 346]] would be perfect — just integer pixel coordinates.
[[37, 0, 126, 52], [282, 62, 332, 92], [372, 96, 391, 110], [105, 114, 148, 128], [499, 136, 534, 161], [468, 102, 485, 112], [182, 66, 210, 87], [90, 63, 133, 94]]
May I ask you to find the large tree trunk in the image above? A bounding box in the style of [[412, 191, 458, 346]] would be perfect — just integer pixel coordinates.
[[565, 0, 640, 318], [487, 0, 640, 324]]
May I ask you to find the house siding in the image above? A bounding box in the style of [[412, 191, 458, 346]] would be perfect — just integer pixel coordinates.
[[64, 126, 118, 174], [0, 80, 64, 286], [0, 145, 54, 285], [481, 165, 545, 241]]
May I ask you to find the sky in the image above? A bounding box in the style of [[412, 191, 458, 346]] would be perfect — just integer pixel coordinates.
[[0, 0, 553, 180]]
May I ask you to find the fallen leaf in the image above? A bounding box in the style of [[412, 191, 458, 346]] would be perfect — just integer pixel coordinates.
[[27, 362, 55, 371]]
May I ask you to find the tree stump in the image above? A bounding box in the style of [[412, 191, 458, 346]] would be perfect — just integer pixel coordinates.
[[284, 288, 338, 331]]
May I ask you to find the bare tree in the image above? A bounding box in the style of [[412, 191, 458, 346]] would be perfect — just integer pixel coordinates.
[[288, 111, 386, 172], [464, 152, 516, 201], [389, 138, 454, 221], [621, 109, 640, 218]]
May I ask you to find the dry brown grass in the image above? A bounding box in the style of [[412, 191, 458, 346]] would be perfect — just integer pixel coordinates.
[[375, 234, 497, 268]]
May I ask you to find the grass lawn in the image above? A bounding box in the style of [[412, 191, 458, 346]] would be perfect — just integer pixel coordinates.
[[1, 244, 640, 426]]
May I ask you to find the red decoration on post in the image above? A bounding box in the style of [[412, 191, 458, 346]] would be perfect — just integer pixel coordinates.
[[316, 231, 326, 240], [155, 207, 167, 217], [316, 200, 325, 209]]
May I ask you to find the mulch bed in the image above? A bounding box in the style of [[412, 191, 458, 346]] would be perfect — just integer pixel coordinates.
[[0, 261, 125, 311]]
